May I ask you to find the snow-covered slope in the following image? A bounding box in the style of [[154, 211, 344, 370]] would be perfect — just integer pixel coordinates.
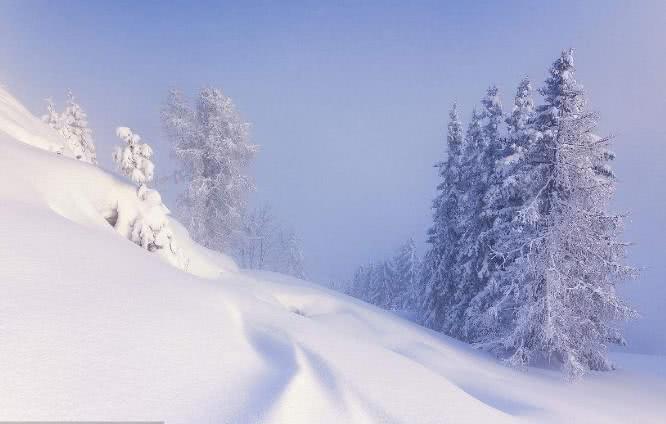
[[0, 86, 664, 423]]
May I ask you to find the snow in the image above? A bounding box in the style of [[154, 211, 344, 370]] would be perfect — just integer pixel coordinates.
[[0, 85, 665, 423]]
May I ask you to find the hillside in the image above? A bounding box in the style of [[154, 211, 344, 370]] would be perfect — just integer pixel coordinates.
[[0, 86, 664, 423]]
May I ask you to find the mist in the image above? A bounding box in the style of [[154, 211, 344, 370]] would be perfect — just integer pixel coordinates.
[[2, 0, 664, 354]]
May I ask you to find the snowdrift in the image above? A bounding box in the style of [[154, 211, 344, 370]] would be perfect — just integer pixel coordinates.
[[0, 86, 664, 423]]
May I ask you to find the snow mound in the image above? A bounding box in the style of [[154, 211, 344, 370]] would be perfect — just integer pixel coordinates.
[[0, 86, 69, 155], [0, 86, 665, 423]]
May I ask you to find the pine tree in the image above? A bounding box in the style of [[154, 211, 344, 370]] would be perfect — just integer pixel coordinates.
[[43, 92, 97, 163], [421, 103, 466, 332], [368, 261, 395, 309], [162, 87, 258, 253], [505, 78, 536, 154], [361, 263, 377, 304], [108, 127, 185, 267], [497, 50, 637, 378], [460, 86, 511, 341], [348, 265, 367, 299], [43, 98, 60, 130], [393, 238, 420, 311], [441, 106, 489, 338], [466, 78, 537, 347], [113, 127, 154, 187]]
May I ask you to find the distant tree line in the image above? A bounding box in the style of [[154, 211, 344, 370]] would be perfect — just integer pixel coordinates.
[[343, 50, 637, 379], [345, 238, 420, 313]]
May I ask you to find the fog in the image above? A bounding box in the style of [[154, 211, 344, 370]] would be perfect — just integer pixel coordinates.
[[1, 0, 664, 353]]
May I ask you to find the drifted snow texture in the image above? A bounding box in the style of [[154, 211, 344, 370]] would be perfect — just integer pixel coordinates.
[[0, 86, 665, 423]]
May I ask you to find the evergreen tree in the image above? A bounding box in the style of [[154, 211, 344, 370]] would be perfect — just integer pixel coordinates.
[[371, 261, 395, 309], [43, 91, 97, 163], [429, 86, 506, 343], [505, 78, 536, 154], [421, 104, 465, 330], [162, 87, 258, 253], [348, 265, 367, 300], [443, 106, 487, 337], [461, 86, 510, 341], [362, 265, 376, 303], [43, 98, 60, 130], [113, 127, 154, 187], [497, 50, 636, 378], [393, 238, 420, 311], [107, 127, 185, 267], [345, 238, 420, 312], [466, 78, 537, 347], [357, 261, 384, 308]]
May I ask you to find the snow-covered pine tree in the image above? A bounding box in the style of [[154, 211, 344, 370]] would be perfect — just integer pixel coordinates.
[[498, 50, 637, 378], [347, 265, 367, 299], [130, 185, 182, 258], [43, 92, 97, 163], [109, 127, 184, 266], [113, 127, 155, 187], [393, 238, 420, 311], [374, 261, 396, 309], [42, 98, 65, 155], [421, 104, 466, 330], [441, 105, 490, 338], [358, 263, 376, 304], [505, 78, 536, 154], [465, 78, 537, 347], [162, 87, 258, 253], [359, 261, 382, 308], [43, 98, 60, 130], [460, 86, 510, 341]]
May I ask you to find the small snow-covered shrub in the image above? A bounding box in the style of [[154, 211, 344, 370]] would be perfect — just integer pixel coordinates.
[[107, 184, 187, 270], [130, 185, 187, 269]]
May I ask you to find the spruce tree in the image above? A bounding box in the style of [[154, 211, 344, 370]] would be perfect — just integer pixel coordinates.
[[347, 265, 366, 300], [443, 104, 490, 338], [499, 50, 637, 378], [366, 261, 392, 309], [43, 91, 97, 163], [113, 127, 154, 187], [421, 104, 466, 331], [393, 238, 420, 311], [460, 87, 507, 341], [466, 78, 537, 348]]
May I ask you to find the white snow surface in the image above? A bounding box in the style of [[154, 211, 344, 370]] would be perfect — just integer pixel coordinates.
[[0, 85, 664, 423]]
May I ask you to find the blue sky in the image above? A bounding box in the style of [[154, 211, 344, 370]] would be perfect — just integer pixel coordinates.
[[2, 0, 665, 353]]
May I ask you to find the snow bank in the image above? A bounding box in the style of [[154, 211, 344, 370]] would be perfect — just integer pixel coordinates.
[[0, 85, 664, 423], [0, 86, 69, 155], [0, 85, 235, 278]]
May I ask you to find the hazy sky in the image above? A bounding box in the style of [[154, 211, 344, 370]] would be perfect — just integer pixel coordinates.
[[1, 0, 665, 353]]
